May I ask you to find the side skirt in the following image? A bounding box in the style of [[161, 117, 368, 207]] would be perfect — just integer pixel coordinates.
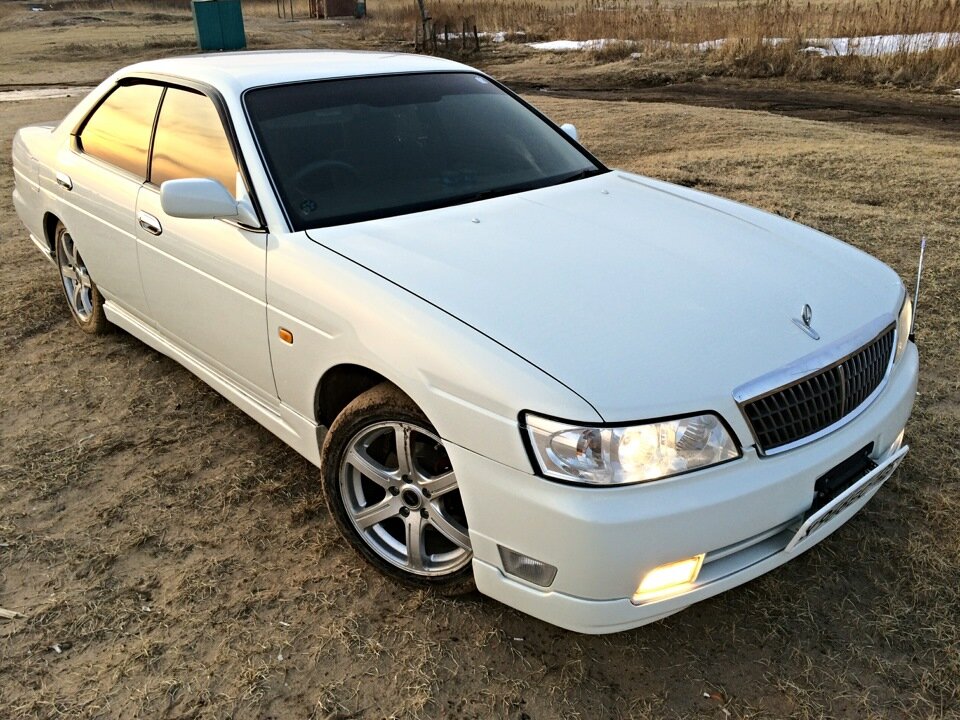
[[31, 233, 56, 264]]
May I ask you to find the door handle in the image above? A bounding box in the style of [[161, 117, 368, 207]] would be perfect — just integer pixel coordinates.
[[55, 171, 73, 191], [137, 211, 162, 236]]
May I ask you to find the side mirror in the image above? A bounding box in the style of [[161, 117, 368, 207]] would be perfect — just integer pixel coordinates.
[[560, 123, 579, 142], [160, 178, 261, 228]]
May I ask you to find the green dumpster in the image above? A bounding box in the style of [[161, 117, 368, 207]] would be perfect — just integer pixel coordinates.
[[192, 0, 246, 52]]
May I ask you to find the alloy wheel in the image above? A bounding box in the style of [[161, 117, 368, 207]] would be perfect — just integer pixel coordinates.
[[339, 421, 471, 577], [58, 228, 94, 322]]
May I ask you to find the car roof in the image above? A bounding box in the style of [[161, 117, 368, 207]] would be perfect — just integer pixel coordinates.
[[121, 50, 474, 95]]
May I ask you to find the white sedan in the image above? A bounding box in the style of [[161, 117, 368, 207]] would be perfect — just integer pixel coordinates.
[[12, 51, 918, 634]]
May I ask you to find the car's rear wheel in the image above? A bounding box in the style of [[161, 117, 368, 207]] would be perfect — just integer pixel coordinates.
[[320, 383, 474, 594], [54, 221, 108, 335]]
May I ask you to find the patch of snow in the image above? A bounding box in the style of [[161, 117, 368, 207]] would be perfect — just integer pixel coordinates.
[[531, 31, 960, 57], [690, 39, 726, 51], [486, 30, 526, 43], [526, 39, 621, 51], [528, 37, 726, 52], [803, 32, 960, 56], [437, 30, 525, 43]]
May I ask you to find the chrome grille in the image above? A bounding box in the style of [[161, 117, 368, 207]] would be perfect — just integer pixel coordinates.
[[742, 327, 895, 453]]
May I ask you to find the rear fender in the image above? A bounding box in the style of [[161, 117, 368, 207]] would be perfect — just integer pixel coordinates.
[[12, 126, 55, 245]]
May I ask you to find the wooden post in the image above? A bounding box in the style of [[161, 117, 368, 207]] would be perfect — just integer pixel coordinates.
[[473, 23, 479, 52], [416, 0, 431, 53]]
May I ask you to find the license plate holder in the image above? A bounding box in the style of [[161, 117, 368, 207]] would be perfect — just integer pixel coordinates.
[[786, 445, 908, 552]]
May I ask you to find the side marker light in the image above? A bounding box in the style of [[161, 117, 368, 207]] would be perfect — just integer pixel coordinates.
[[498, 545, 558, 588]]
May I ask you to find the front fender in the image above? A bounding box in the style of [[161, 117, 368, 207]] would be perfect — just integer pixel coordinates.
[[265, 231, 601, 473]]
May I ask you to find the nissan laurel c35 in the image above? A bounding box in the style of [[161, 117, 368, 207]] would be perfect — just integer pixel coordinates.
[[12, 51, 918, 634]]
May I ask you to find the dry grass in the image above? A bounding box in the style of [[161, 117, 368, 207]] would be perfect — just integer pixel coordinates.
[[372, 0, 960, 38], [368, 0, 960, 87], [4, 0, 957, 87]]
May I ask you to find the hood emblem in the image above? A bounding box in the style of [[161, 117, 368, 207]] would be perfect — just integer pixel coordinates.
[[792, 304, 820, 340]]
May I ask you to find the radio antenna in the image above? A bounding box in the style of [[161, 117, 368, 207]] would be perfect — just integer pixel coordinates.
[[910, 236, 926, 342]]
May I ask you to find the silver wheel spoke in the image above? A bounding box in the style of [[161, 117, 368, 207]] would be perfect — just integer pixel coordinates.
[[345, 448, 395, 489], [72, 282, 83, 313], [428, 508, 471, 550], [354, 496, 400, 529], [61, 266, 78, 282], [80, 289, 93, 315], [405, 512, 427, 571], [394, 425, 415, 478], [421, 470, 457, 498]]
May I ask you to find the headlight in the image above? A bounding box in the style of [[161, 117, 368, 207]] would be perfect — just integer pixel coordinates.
[[522, 412, 741, 486], [895, 292, 913, 364]]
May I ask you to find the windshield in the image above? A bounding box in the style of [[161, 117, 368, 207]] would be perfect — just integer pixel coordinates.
[[244, 72, 606, 231]]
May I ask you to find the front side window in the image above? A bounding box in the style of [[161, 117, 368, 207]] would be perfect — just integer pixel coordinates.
[[78, 83, 163, 178], [150, 87, 239, 197], [244, 72, 605, 231]]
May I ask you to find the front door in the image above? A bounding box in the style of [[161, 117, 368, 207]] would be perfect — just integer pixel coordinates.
[[134, 85, 277, 406]]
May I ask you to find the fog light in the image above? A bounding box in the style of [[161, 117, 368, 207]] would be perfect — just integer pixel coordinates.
[[632, 554, 705, 604], [498, 545, 558, 588]]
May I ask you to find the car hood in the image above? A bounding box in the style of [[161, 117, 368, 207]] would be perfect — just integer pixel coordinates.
[[307, 172, 903, 421]]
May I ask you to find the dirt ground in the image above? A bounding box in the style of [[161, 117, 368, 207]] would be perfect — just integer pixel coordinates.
[[1, 7, 959, 720], [503, 78, 960, 136]]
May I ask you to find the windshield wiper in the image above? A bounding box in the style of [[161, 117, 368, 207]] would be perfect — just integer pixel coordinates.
[[455, 169, 604, 205], [460, 183, 543, 204], [552, 167, 605, 185]]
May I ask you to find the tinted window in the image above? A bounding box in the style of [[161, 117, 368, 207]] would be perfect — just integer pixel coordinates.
[[78, 83, 163, 178], [151, 88, 239, 196], [244, 73, 604, 231]]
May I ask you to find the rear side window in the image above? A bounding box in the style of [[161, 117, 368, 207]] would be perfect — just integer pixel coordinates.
[[150, 87, 239, 197], [78, 83, 163, 178]]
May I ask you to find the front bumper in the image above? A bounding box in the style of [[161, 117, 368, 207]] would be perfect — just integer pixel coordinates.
[[451, 344, 918, 634]]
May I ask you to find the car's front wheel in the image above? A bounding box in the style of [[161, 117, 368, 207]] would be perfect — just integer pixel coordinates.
[[320, 383, 474, 594], [54, 221, 108, 335]]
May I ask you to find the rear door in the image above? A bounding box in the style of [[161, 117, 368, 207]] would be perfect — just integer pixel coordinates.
[[54, 81, 163, 319], [134, 85, 278, 406]]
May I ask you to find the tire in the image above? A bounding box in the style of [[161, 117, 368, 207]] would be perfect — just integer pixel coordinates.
[[54, 221, 108, 335], [320, 382, 475, 595]]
